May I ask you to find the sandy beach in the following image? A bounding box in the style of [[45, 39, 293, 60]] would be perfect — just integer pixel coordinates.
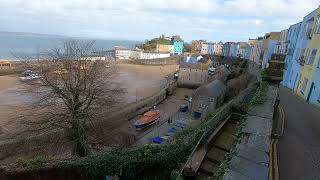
[[0, 64, 178, 141]]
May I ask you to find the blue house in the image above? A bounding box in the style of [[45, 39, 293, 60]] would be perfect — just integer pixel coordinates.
[[229, 43, 240, 57], [171, 35, 184, 55], [262, 40, 279, 69], [282, 22, 302, 88], [307, 59, 320, 108], [283, 9, 317, 91], [208, 42, 215, 55], [222, 42, 232, 57]]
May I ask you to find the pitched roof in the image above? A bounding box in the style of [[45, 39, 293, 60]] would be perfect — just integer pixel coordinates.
[[193, 80, 226, 98], [171, 35, 183, 42]]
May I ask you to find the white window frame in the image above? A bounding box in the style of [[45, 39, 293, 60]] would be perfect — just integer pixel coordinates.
[[299, 48, 305, 61], [316, 17, 320, 33], [307, 49, 317, 65], [303, 49, 309, 64], [301, 78, 308, 94]]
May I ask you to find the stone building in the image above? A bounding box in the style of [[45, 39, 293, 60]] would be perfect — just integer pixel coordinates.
[[191, 80, 226, 116], [178, 63, 209, 88]]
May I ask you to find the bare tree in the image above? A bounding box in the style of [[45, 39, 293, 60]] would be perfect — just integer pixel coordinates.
[[21, 40, 124, 157]]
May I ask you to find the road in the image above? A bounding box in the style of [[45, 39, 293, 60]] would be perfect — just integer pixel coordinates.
[[278, 86, 320, 180]]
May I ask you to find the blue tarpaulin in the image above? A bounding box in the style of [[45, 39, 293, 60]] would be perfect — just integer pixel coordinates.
[[168, 128, 177, 134], [151, 136, 165, 144], [176, 121, 187, 127], [174, 123, 186, 129]]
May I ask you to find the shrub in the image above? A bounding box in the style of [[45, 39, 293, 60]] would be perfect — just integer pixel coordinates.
[[16, 155, 47, 168], [250, 81, 268, 105]]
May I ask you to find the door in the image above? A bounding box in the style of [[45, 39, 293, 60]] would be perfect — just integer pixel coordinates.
[[307, 82, 315, 102]]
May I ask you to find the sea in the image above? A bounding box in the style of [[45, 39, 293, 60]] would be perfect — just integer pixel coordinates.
[[0, 32, 141, 60]]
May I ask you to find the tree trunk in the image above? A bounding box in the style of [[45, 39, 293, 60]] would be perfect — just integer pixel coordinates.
[[70, 118, 89, 157]]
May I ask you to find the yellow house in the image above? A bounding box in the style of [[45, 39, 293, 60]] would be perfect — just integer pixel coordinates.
[[296, 7, 320, 100], [0, 59, 11, 68], [262, 32, 281, 51], [156, 44, 173, 53]]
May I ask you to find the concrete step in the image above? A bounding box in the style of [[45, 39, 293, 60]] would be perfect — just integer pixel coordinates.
[[199, 159, 219, 175], [195, 171, 209, 180], [224, 123, 239, 135], [213, 132, 237, 151], [206, 146, 228, 163]]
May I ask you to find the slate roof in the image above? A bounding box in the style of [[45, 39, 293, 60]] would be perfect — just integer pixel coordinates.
[[171, 35, 183, 42], [193, 80, 226, 98]]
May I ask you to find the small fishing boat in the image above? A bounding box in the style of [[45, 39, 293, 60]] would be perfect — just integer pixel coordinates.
[[134, 110, 160, 130]]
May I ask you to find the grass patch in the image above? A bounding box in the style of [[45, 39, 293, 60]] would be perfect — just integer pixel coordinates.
[[16, 155, 55, 168]]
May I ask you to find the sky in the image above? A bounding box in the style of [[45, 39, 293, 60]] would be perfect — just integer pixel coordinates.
[[0, 0, 319, 42]]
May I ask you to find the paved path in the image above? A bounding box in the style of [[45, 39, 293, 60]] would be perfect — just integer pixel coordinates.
[[278, 86, 320, 180]]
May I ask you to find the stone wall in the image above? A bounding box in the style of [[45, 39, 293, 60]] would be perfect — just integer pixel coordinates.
[[120, 56, 180, 65], [177, 68, 208, 88]]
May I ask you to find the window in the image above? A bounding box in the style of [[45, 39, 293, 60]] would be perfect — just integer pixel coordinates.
[[316, 17, 320, 33], [307, 49, 317, 65], [304, 23, 308, 34], [301, 78, 308, 94], [299, 49, 305, 60], [304, 49, 310, 62]]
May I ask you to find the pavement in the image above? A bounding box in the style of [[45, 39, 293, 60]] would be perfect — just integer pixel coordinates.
[[223, 86, 278, 180], [277, 86, 320, 180]]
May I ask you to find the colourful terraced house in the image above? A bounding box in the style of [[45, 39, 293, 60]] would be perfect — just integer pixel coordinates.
[[171, 35, 184, 55], [296, 6, 320, 108]]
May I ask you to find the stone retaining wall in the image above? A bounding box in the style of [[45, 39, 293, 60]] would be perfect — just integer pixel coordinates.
[[120, 56, 181, 65]]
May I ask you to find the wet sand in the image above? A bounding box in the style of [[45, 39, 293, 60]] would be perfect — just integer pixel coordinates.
[[116, 64, 178, 102], [0, 75, 19, 91]]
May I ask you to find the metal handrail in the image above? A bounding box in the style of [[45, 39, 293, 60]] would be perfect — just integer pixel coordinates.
[[175, 100, 234, 179]]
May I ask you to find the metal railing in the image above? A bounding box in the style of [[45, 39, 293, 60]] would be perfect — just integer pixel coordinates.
[[175, 99, 235, 179]]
